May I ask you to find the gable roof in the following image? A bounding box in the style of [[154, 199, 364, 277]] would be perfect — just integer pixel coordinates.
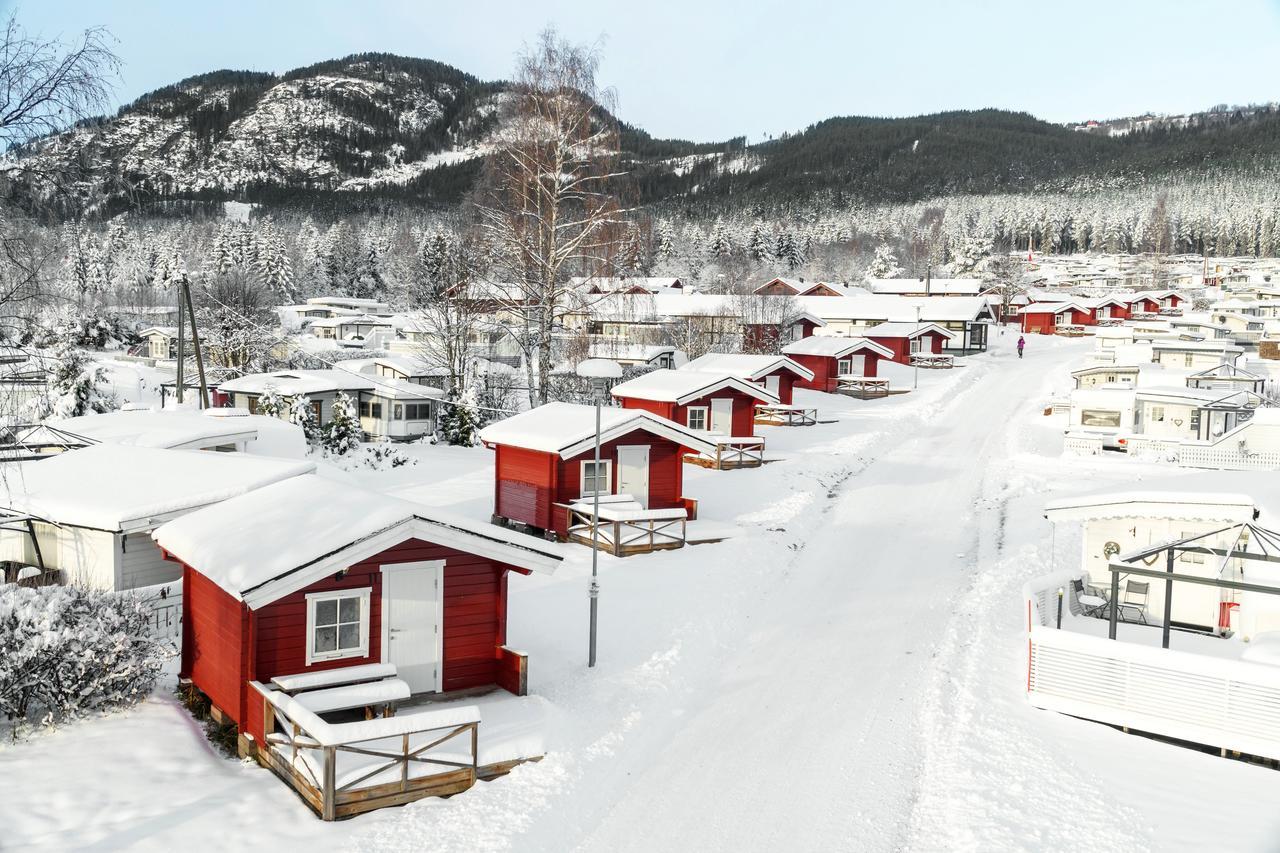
[[152, 476, 562, 607], [681, 353, 815, 382], [863, 321, 957, 340], [1019, 301, 1090, 315], [478, 402, 719, 458], [781, 336, 894, 359], [610, 369, 777, 405], [1, 444, 314, 533]]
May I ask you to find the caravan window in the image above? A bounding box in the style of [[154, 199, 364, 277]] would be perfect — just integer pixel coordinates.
[[1151, 406, 1165, 422], [1080, 409, 1122, 428]]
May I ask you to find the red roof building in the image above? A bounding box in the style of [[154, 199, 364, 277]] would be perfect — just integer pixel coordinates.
[[781, 337, 894, 392]]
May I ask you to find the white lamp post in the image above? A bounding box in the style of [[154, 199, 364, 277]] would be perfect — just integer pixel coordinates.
[[575, 358, 623, 668], [913, 304, 921, 390]]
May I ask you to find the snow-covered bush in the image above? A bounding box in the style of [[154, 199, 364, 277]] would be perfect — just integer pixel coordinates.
[[0, 585, 170, 729], [438, 387, 481, 446], [322, 391, 361, 455], [28, 346, 118, 419], [255, 385, 286, 418], [25, 309, 133, 351], [360, 442, 415, 469], [289, 394, 321, 445]]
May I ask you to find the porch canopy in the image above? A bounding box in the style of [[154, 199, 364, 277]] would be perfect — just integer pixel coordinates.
[[1107, 521, 1280, 648]]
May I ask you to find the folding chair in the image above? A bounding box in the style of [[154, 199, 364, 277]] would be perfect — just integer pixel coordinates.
[[1071, 577, 1109, 618], [1117, 580, 1150, 625]]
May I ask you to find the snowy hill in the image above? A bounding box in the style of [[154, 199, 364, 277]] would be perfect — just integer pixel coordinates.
[[11, 51, 1280, 215]]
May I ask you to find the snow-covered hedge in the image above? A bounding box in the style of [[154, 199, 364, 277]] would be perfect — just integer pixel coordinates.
[[0, 585, 171, 728]]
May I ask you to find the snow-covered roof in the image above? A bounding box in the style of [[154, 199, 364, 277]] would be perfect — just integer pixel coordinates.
[[793, 295, 993, 323], [1, 444, 314, 532], [681, 353, 814, 382], [781, 336, 894, 359], [306, 296, 391, 311], [478, 402, 719, 458], [862, 321, 957, 340], [587, 343, 681, 363], [1151, 340, 1244, 354], [1043, 471, 1280, 523], [218, 369, 379, 397], [1019, 301, 1089, 314], [152, 476, 561, 605], [610, 369, 776, 405], [48, 408, 305, 456], [866, 278, 981, 296], [139, 326, 178, 338]]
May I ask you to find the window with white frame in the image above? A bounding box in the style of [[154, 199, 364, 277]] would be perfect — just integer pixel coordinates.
[[687, 406, 708, 431], [836, 358, 853, 376], [1185, 353, 1195, 367], [909, 336, 923, 354], [1151, 405, 1166, 422], [1180, 530, 1206, 563], [305, 587, 371, 664], [580, 459, 612, 497]]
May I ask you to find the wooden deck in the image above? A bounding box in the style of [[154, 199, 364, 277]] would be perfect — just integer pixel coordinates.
[[754, 403, 818, 426], [683, 436, 765, 470], [836, 376, 891, 399]]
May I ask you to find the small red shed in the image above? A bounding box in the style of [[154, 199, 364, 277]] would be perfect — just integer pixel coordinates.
[[1019, 302, 1094, 335], [1130, 290, 1184, 313], [152, 476, 562, 755], [478, 402, 719, 537], [782, 336, 894, 392], [610, 369, 775, 437], [863, 322, 956, 365], [680, 354, 814, 405], [1089, 295, 1131, 322]]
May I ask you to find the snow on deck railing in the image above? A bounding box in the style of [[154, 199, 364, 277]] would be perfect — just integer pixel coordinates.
[[1022, 572, 1280, 761]]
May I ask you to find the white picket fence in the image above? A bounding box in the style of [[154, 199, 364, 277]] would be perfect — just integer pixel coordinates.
[[1023, 573, 1280, 761], [129, 580, 182, 641]]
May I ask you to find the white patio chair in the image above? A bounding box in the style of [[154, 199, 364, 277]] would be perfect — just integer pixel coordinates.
[[1071, 578, 1109, 619]]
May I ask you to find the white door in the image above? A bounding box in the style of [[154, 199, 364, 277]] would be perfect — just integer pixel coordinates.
[[382, 561, 442, 694], [616, 445, 650, 507], [710, 398, 734, 435], [764, 375, 780, 398]]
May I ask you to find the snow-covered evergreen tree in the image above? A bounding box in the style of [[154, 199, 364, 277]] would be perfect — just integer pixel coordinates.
[[438, 386, 480, 447], [867, 244, 903, 278], [289, 394, 322, 446], [30, 346, 118, 419], [322, 391, 362, 455], [255, 385, 286, 418]]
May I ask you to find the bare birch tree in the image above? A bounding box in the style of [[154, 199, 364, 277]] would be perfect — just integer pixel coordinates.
[[476, 28, 628, 406]]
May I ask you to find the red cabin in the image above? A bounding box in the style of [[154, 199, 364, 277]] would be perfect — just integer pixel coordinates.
[[680, 354, 813, 405], [478, 402, 718, 537], [781, 336, 894, 392], [610, 369, 775, 437], [863, 322, 956, 365], [1019, 302, 1094, 335], [153, 476, 562, 756], [740, 312, 825, 353], [1089, 296, 1131, 322], [1130, 291, 1184, 313]]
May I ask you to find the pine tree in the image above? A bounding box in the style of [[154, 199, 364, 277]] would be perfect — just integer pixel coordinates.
[[289, 395, 322, 446], [867, 244, 903, 278], [322, 391, 362, 455], [438, 387, 479, 446], [256, 385, 286, 417], [30, 346, 118, 419]]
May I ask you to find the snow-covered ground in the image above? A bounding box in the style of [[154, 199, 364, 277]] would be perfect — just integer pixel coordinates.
[[6, 332, 1280, 851]]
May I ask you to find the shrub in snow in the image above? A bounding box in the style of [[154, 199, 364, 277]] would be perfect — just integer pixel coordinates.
[[0, 584, 170, 729], [289, 394, 322, 446], [438, 387, 480, 446], [321, 391, 361, 455], [28, 346, 118, 419], [360, 442, 415, 469], [26, 308, 133, 351], [255, 385, 286, 418]]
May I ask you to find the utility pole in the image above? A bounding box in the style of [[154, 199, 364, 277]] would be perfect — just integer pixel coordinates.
[[180, 272, 210, 409], [175, 277, 185, 405]]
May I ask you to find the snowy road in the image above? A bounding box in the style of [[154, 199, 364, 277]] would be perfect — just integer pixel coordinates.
[[573, 346, 1067, 852]]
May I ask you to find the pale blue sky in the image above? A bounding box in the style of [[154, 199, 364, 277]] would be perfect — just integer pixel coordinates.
[[8, 0, 1280, 142]]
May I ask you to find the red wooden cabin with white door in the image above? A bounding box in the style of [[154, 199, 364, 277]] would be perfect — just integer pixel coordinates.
[[782, 336, 894, 392], [680, 353, 813, 405], [1019, 302, 1094, 335], [1130, 290, 1185, 313], [478, 402, 718, 538], [152, 475, 562, 757], [863, 322, 956, 364], [740, 311, 825, 352], [1088, 295, 1131, 322], [609, 369, 775, 437]]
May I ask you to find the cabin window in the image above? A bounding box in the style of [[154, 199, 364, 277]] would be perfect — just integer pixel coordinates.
[[909, 337, 922, 354], [305, 587, 371, 665], [580, 460, 612, 498], [836, 358, 854, 376], [687, 407, 708, 431], [1151, 406, 1166, 422], [1185, 353, 1195, 367], [1180, 531, 1206, 564]]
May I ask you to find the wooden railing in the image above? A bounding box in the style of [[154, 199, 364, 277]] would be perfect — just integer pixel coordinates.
[[566, 506, 687, 557], [250, 681, 480, 820], [754, 403, 818, 426], [909, 353, 955, 369], [836, 376, 890, 398], [687, 436, 765, 469]]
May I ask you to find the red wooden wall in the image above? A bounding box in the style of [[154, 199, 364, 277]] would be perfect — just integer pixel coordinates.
[[619, 389, 758, 437], [494, 444, 558, 530], [181, 564, 247, 726], [789, 353, 832, 392]]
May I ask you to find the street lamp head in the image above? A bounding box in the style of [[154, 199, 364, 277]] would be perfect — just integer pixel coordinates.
[[575, 358, 624, 380]]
